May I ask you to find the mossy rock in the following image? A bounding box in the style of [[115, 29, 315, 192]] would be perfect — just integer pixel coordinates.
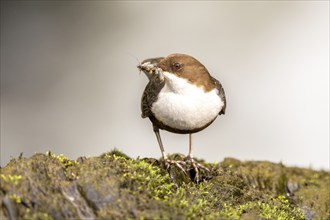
[[0, 150, 329, 219]]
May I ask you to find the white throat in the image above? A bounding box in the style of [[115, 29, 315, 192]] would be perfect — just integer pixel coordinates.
[[162, 71, 196, 94], [151, 72, 224, 131]]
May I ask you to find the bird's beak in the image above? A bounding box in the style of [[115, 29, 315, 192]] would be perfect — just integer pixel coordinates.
[[137, 57, 164, 80], [137, 63, 156, 73]]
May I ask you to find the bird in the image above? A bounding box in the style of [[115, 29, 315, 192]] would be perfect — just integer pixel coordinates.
[[138, 53, 226, 180]]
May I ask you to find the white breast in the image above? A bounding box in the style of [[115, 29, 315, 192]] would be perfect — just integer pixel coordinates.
[[151, 72, 224, 131]]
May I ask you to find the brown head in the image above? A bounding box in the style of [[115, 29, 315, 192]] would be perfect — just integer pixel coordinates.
[[157, 53, 215, 92]]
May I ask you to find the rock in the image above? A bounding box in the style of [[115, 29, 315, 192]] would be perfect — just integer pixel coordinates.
[[1, 150, 329, 219]]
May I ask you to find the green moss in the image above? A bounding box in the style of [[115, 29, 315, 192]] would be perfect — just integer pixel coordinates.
[[45, 151, 79, 180], [47, 152, 79, 168], [112, 155, 306, 219], [102, 148, 131, 160], [8, 193, 22, 204], [217, 196, 305, 220], [1, 174, 22, 185], [23, 208, 54, 220], [122, 158, 174, 200], [258, 196, 305, 220], [1, 152, 329, 219]]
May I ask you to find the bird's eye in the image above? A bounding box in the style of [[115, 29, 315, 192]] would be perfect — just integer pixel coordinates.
[[173, 63, 182, 70]]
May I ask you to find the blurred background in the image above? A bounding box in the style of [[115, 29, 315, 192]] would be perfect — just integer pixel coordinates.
[[1, 1, 329, 170]]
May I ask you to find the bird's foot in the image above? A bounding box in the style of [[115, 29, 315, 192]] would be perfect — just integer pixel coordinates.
[[162, 155, 210, 183], [164, 158, 187, 175], [184, 156, 210, 182]]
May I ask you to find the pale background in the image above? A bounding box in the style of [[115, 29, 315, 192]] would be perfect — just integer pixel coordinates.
[[1, 1, 329, 170]]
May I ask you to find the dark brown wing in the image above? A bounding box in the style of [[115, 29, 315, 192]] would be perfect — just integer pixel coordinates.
[[212, 77, 226, 115], [141, 75, 165, 118]]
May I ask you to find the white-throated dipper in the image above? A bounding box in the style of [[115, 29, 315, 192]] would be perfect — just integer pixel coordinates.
[[138, 53, 226, 180]]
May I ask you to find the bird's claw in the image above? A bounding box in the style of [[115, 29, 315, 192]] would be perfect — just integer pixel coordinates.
[[164, 158, 187, 175], [185, 156, 210, 182], [163, 156, 210, 182]]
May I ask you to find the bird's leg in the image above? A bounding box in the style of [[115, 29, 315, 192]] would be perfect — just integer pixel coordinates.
[[185, 134, 210, 181], [153, 125, 186, 173], [153, 125, 167, 160]]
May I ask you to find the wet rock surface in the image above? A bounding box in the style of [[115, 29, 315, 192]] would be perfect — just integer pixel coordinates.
[[1, 150, 329, 219]]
